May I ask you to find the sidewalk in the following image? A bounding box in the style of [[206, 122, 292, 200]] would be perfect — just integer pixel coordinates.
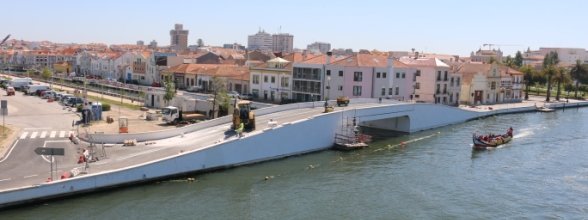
[[458, 95, 582, 112]]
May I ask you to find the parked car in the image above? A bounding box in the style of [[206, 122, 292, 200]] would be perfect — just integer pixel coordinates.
[[240, 93, 254, 100], [54, 93, 67, 101], [186, 85, 202, 92], [36, 89, 48, 97], [66, 97, 84, 107], [42, 91, 56, 99], [228, 91, 240, 99], [61, 95, 75, 105], [6, 87, 15, 96]]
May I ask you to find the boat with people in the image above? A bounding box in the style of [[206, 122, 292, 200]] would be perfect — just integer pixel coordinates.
[[472, 127, 514, 150]]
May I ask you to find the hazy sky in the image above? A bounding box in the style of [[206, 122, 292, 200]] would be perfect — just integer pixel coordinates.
[[2, 0, 586, 56]]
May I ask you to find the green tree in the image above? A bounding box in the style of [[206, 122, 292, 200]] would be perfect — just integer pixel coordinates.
[[210, 76, 228, 119], [163, 75, 175, 106], [570, 60, 588, 98], [553, 66, 570, 101], [41, 67, 53, 89], [520, 65, 535, 100], [504, 55, 514, 67], [543, 51, 559, 68], [541, 51, 560, 102], [543, 65, 556, 102], [514, 51, 523, 68]]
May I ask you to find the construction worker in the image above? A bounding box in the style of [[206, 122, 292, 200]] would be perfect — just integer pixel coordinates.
[[236, 122, 244, 138]]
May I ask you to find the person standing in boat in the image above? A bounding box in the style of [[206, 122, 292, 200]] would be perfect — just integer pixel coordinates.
[[507, 127, 513, 137]]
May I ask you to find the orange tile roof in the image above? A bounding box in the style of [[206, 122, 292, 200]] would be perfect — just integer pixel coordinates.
[[164, 64, 249, 80], [329, 54, 410, 68]]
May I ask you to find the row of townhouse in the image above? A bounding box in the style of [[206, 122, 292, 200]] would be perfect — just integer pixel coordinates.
[[248, 52, 524, 106], [75, 51, 181, 86], [0, 49, 77, 71], [162, 63, 249, 94], [250, 53, 462, 105]]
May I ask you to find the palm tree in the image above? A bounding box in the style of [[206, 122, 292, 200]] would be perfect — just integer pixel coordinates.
[[519, 65, 535, 100], [553, 66, 570, 101], [543, 65, 556, 102], [570, 60, 588, 98]]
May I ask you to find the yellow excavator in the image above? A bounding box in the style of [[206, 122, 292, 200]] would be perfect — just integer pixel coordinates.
[[232, 99, 255, 131]]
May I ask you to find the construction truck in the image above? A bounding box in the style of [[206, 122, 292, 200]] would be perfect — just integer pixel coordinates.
[[336, 96, 350, 106], [161, 106, 206, 124], [232, 99, 255, 131]]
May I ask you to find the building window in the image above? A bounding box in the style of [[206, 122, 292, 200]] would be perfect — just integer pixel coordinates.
[[401, 73, 405, 78], [444, 71, 448, 81], [339, 71, 343, 77], [252, 89, 259, 97], [376, 72, 381, 78], [388, 88, 393, 95], [436, 84, 441, 94], [382, 72, 387, 78], [338, 85, 343, 91], [396, 72, 400, 78], [491, 82, 496, 90], [457, 77, 460, 86], [437, 71, 441, 81], [264, 75, 268, 83], [353, 72, 363, 81], [271, 76, 276, 83], [381, 88, 385, 96], [353, 86, 362, 96], [395, 87, 399, 95], [415, 83, 420, 89], [253, 75, 260, 84], [281, 77, 289, 87], [326, 70, 331, 76]]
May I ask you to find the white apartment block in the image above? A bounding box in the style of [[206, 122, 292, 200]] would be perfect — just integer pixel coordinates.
[[247, 30, 272, 52], [525, 47, 588, 66]]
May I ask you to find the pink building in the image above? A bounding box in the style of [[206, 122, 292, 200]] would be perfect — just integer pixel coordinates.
[[399, 57, 460, 105], [325, 54, 383, 99]]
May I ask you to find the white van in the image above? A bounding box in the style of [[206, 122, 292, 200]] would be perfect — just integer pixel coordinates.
[[9, 78, 33, 90], [25, 85, 50, 95]]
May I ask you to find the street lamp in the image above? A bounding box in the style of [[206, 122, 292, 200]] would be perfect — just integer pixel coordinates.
[[326, 76, 331, 101]]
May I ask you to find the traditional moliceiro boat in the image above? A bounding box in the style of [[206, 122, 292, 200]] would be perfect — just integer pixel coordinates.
[[472, 128, 513, 150]]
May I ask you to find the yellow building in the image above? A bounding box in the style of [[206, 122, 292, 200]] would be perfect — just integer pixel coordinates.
[[53, 62, 72, 74]]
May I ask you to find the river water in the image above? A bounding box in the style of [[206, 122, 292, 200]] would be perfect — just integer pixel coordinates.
[[3, 108, 588, 219]]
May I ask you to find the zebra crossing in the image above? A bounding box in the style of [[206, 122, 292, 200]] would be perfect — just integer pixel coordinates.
[[19, 130, 75, 140]]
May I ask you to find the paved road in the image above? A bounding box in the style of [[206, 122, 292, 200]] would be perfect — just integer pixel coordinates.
[[0, 89, 82, 188], [2, 89, 79, 129]]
